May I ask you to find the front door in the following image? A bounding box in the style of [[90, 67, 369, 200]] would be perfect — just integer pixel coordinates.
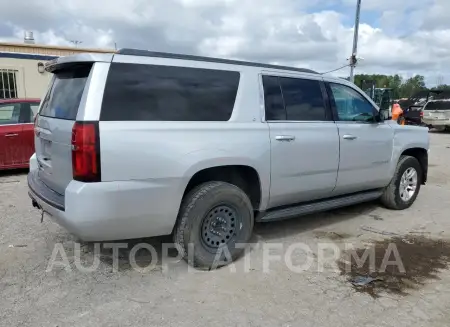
[[262, 74, 339, 208], [326, 82, 394, 195]]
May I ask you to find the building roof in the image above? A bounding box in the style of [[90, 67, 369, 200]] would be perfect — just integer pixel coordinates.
[[0, 41, 115, 59], [0, 98, 40, 103]]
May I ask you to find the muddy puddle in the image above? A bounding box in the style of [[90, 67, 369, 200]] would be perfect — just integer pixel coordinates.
[[337, 236, 450, 298], [314, 231, 353, 240]]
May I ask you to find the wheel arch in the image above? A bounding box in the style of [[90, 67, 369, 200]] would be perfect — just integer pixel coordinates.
[[400, 147, 428, 184], [182, 164, 263, 210]]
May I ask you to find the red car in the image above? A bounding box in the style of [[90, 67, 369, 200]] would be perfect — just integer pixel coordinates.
[[0, 98, 41, 169]]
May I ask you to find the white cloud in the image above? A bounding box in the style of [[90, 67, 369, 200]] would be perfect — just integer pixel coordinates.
[[0, 0, 449, 84]]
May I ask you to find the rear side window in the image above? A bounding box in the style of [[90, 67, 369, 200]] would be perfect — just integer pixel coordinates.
[[262, 76, 286, 120], [279, 77, 327, 121], [262, 75, 328, 121], [100, 63, 240, 121], [39, 64, 92, 120], [30, 104, 40, 121]]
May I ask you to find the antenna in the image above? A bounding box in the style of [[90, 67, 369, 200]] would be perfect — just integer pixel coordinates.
[[70, 40, 83, 47]]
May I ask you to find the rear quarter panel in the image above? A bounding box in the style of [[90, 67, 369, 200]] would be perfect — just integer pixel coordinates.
[[99, 121, 271, 214]]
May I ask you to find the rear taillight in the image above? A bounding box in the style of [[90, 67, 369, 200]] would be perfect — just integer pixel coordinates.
[[71, 121, 101, 182], [420, 111, 424, 117]]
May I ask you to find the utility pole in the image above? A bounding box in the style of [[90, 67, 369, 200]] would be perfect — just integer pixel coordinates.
[[349, 0, 362, 83]]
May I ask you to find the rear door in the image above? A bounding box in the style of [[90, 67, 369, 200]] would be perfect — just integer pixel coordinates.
[[35, 64, 93, 195], [19, 101, 40, 164], [0, 102, 23, 167], [263, 74, 339, 208]]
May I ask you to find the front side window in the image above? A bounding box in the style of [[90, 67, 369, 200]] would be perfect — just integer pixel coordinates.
[[329, 83, 376, 122], [100, 63, 240, 121], [0, 103, 20, 125]]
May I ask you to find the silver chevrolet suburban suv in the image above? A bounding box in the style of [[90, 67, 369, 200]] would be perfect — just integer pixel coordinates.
[[28, 49, 429, 268]]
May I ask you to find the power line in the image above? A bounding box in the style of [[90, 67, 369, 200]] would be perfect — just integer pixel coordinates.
[[320, 64, 351, 75]]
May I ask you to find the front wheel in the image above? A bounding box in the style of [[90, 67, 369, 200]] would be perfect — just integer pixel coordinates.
[[174, 181, 254, 269], [380, 155, 422, 210]]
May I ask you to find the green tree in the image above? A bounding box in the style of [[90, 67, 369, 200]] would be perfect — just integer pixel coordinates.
[[399, 75, 426, 98]]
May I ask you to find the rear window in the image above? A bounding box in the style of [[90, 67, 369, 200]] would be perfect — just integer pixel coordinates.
[[100, 63, 240, 121], [424, 101, 450, 110], [39, 64, 92, 120]]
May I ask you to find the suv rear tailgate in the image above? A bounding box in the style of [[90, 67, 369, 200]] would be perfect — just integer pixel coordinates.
[[35, 63, 93, 196], [423, 100, 450, 119]]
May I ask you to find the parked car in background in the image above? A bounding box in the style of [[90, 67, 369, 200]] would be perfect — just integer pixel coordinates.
[[0, 98, 40, 169], [422, 99, 450, 130]]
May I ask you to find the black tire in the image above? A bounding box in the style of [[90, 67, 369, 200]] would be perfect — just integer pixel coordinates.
[[380, 155, 422, 210], [174, 181, 254, 269]]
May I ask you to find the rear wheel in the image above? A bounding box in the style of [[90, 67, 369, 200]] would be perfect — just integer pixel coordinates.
[[380, 155, 422, 210], [174, 181, 254, 269]]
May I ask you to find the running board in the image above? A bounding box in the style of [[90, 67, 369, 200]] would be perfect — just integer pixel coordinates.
[[258, 190, 383, 222]]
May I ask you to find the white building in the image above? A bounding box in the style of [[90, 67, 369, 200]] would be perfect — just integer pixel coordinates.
[[0, 33, 114, 99]]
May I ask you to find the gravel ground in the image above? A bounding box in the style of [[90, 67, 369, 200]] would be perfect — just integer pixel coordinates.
[[1, 131, 450, 327]]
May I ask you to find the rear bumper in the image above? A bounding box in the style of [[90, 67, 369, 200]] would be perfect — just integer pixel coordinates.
[[28, 171, 65, 211], [27, 171, 183, 241], [422, 117, 450, 126]]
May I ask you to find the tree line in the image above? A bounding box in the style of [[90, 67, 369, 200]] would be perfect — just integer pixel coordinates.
[[350, 74, 450, 99]]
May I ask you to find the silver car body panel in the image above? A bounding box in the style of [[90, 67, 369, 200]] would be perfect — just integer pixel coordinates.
[[28, 51, 430, 241]]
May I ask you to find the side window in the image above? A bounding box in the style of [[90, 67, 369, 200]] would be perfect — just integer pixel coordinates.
[[279, 77, 327, 121], [329, 83, 376, 122], [0, 103, 20, 125], [100, 63, 240, 121], [19, 102, 38, 123], [262, 76, 286, 120], [30, 104, 40, 121]]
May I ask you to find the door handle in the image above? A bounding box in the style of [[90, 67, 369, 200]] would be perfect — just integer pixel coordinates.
[[342, 134, 357, 140], [275, 135, 295, 142], [5, 133, 19, 137]]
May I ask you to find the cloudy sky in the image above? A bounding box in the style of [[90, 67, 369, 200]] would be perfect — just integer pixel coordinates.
[[0, 0, 448, 85]]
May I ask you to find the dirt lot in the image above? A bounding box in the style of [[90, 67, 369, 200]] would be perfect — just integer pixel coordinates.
[[1, 131, 450, 327]]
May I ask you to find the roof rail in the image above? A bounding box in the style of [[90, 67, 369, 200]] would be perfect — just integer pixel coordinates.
[[115, 48, 318, 74]]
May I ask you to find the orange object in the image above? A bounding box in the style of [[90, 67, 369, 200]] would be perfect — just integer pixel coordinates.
[[391, 103, 403, 121]]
